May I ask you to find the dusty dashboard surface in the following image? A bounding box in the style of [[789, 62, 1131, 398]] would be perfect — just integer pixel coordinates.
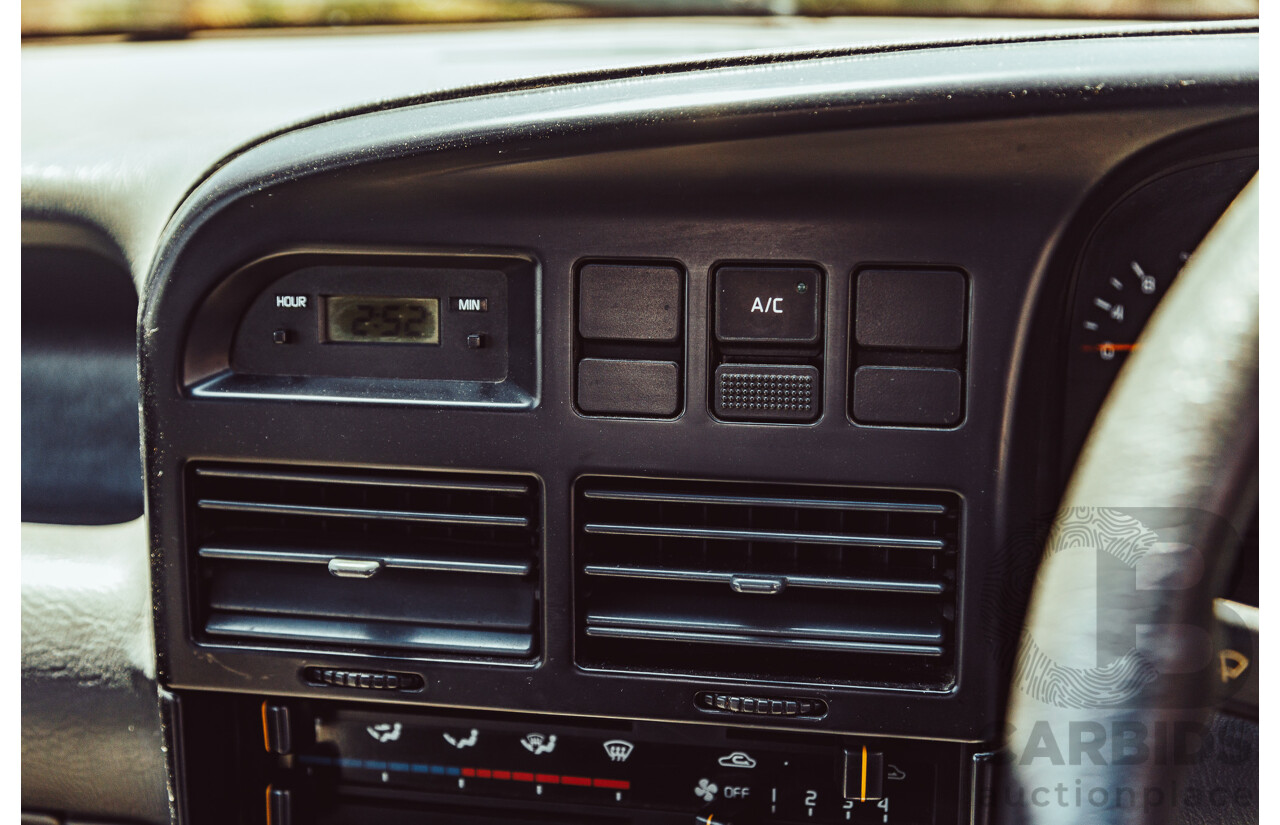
[[21, 19, 1258, 825]]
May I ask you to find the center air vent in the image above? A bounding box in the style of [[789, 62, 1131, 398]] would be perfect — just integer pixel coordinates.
[[575, 477, 958, 688], [188, 463, 540, 660]]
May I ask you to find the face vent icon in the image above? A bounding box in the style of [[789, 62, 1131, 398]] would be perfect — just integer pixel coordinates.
[[603, 739, 635, 762]]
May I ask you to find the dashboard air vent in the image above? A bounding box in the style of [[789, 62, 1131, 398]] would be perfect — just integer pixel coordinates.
[[575, 477, 958, 687], [188, 463, 540, 660]]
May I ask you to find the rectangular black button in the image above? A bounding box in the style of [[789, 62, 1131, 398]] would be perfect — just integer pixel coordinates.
[[855, 269, 966, 351], [852, 366, 962, 426], [714, 364, 819, 422], [579, 263, 682, 342], [577, 358, 680, 417], [715, 266, 821, 344]]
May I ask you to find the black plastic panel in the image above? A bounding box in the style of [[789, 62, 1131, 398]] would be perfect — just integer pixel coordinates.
[[848, 267, 969, 429], [852, 367, 963, 427], [574, 260, 687, 419], [187, 462, 542, 662], [575, 476, 958, 688], [184, 249, 539, 408], [1059, 153, 1258, 467], [140, 31, 1257, 753], [178, 694, 970, 825], [231, 265, 510, 381]]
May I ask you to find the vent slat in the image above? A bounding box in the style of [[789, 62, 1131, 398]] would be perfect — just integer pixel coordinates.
[[205, 614, 533, 656], [195, 465, 530, 494], [200, 544, 532, 577], [583, 564, 945, 594], [584, 488, 947, 515], [190, 462, 540, 660], [583, 521, 945, 551], [198, 498, 530, 528], [586, 588, 942, 642], [576, 477, 958, 687], [584, 626, 943, 657], [207, 563, 534, 630]]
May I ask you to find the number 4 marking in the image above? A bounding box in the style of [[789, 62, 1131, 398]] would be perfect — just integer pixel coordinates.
[[1131, 261, 1156, 295]]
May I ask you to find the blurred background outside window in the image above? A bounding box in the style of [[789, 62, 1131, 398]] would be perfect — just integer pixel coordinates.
[[21, 0, 1261, 38]]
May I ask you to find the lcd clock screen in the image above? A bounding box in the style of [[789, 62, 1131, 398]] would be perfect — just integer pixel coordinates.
[[324, 296, 440, 344]]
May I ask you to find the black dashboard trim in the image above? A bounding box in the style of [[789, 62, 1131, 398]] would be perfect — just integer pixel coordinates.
[[138, 28, 1257, 756]]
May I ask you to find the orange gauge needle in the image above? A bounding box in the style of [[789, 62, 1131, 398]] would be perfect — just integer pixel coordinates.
[[1081, 343, 1140, 353]]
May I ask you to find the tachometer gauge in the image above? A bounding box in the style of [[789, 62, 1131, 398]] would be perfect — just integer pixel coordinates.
[[1062, 155, 1256, 467]]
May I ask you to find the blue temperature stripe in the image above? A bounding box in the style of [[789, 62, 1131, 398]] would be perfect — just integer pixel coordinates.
[[301, 756, 462, 776], [298, 754, 334, 766]]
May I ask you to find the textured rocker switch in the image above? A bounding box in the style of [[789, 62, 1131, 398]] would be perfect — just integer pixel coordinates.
[[856, 269, 966, 351], [578, 358, 680, 417], [579, 263, 682, 342], [853, 366, 962, 426], [714, 364, 819, 422]]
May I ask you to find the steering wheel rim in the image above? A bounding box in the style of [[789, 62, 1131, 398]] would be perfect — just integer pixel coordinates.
[[998, 177, 1258, 824]]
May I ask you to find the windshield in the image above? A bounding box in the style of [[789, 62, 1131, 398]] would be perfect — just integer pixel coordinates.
[[21, 0, 1259, 39]]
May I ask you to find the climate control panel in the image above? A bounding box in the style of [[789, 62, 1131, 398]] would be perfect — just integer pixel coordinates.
[[180, 695, 969, 825]]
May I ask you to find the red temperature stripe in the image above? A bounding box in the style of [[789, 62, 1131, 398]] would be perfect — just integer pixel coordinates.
[[458, 768, 629, 791]]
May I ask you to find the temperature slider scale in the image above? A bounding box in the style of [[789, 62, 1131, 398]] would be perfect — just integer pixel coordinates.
[[281, 708, 938, 823]]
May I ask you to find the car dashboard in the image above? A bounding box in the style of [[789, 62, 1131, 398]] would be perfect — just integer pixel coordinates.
[[20, 18, 1259, 825]]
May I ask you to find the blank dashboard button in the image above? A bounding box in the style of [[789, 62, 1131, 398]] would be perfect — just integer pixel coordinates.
[[852, 366, 962, 426], [577, 358, 680, 417], [856, 269, 966, 351], [579, 264, 682, 342]]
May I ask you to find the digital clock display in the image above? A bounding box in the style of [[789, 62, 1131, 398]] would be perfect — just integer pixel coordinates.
[[324, 296, 440, 344]]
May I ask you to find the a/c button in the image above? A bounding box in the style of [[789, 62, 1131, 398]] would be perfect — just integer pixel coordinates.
[[715, 266, 822, 344]]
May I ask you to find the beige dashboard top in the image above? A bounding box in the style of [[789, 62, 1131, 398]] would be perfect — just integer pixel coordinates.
[[22, 16, 1140, 277]]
